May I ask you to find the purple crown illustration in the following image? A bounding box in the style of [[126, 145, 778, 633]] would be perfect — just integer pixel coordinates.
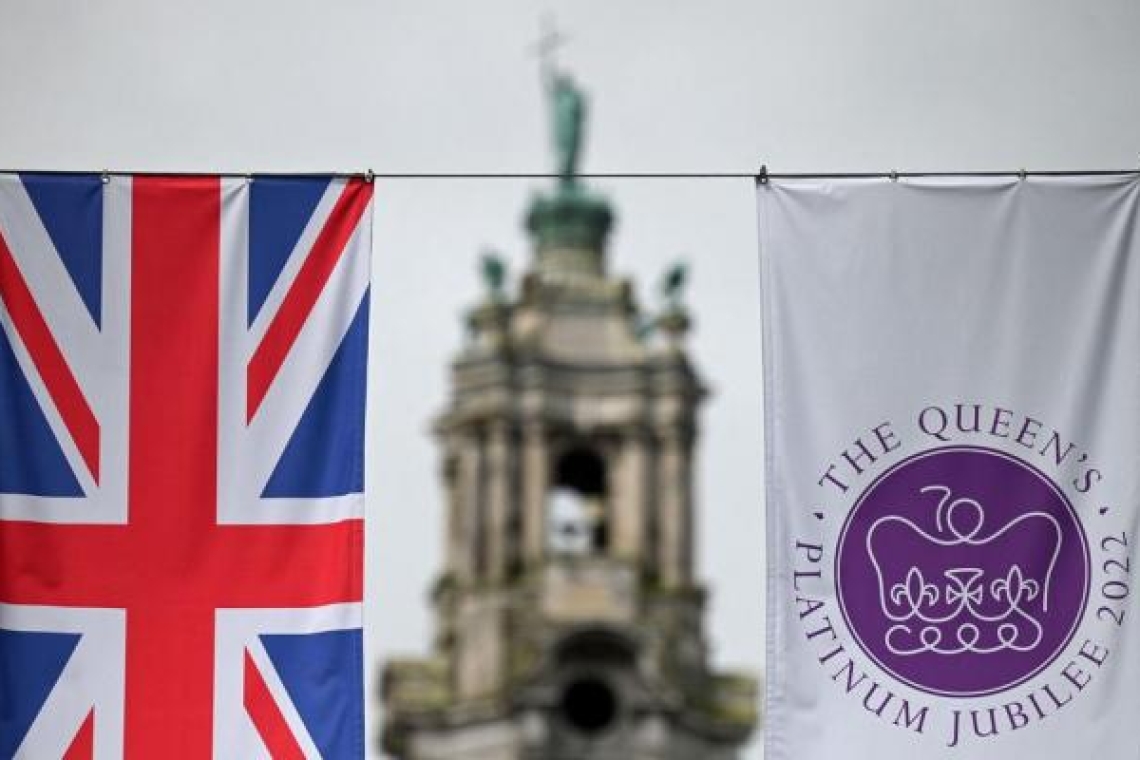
[[866, 485, 1063, 657]]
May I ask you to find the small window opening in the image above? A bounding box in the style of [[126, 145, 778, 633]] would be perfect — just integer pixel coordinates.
[[560, 677, 618, 735], [548, 448, 609, 555]]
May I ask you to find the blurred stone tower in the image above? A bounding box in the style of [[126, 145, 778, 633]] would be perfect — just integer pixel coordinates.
[[380, 73, 756, 760]]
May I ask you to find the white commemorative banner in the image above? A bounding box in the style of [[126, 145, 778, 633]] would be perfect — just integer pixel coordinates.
[[760, 175, 1140, 758]]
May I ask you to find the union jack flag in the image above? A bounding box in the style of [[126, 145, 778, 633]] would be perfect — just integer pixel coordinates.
[[0, 173, 371, 758]]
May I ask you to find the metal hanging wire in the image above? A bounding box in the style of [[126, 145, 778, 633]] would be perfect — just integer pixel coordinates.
[[1, 167, 1138, 182]]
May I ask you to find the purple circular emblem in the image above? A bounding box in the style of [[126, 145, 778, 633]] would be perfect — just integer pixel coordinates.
[[836, 446, 1089, 697]]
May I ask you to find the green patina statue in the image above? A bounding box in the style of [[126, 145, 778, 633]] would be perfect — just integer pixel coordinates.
[[549, 73, 585, 186], [661, 261, 689, 310]]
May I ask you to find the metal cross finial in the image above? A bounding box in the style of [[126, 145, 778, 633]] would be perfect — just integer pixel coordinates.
[[531, 13, 567, 81]]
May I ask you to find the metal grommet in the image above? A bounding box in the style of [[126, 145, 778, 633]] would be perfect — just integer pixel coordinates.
[[101, 171, 110, 185], [365, 169, 375, 184], [1018, 168, 1027, 181], [889, 170, 899, 183], [758, 164, 769, 185]]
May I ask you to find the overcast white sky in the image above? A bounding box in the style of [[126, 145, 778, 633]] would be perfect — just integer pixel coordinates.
[[2, 2, 1139, 758]]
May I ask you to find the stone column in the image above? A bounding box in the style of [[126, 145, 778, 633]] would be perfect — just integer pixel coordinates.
[[612, 428, 649, 565], [441, 443, 462, 578], [680, 435, 696, 584], [657, 428, 692, 588], [457, 433, 484, 582], [485, 420, 511, 583], [521, 420, 549, 568]]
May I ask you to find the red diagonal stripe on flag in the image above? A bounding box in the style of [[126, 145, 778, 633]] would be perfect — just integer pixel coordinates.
[[245, 651, 307, 760], [62, 710, 94, 760], [246, 179, 372, 422], [0, 230, 100, 482]]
